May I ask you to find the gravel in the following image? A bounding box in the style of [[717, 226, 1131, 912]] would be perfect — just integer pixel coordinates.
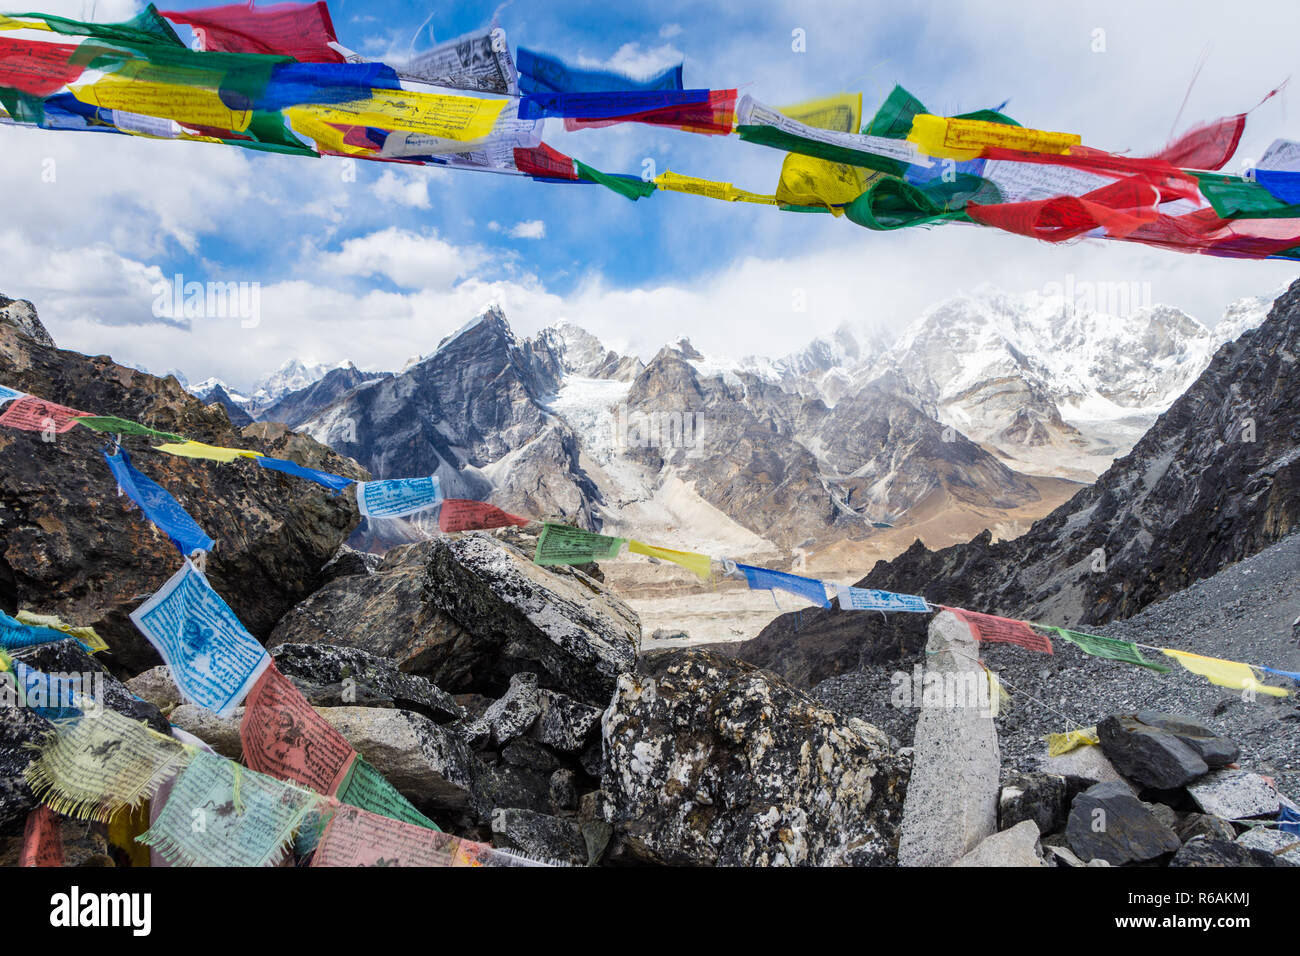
[[813, 531, 1300, 797]]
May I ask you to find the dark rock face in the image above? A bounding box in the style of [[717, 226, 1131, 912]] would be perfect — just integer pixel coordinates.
[[267, 642, 463, 724], [258, 364, 388, 428], [598, 649, 908, 866], [743, 279, 1300, 683], [0, 700, 52, 836], [195, 383, 254, 428], [0, 306, 365, 675], [1169, 838, 1296, 867], [1065, 781, 1182, 865], [1097, 713, 1238, 789], [489, 807, 588, 866]]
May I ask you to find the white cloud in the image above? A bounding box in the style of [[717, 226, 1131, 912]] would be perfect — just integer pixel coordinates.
[[370, 168, 436, 209], [507, 220, 546, 239], [314, 228, 492, 290]]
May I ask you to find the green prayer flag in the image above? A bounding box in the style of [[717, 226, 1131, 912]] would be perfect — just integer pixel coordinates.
[[336, 757, 439, 830], [11, 4, 185, 48], [846, 174, 993, 231], [864, 84, 927, 139], [1054, 628, 1171, 673], [73, 415, 186, 443], [534, 522, 625, 566], [1195, 173, 1300, 220], [736, 123, 907, 178], [574, 160, 657, 201]]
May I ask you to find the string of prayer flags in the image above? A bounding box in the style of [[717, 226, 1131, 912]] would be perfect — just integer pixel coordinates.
[[0, 394, 89, 433], [311, 804, 523, 867], [734, 563, 830, 608], [390, 25, 517, 95], [515, 46, 682, 95], [129, 560, 271, 718], [1046, 726, 1100, 757], [1279, 805, 1300, 836], [1261, 665, 1300, 682], [335, 756, 439, 830], [534, 522, 625, 566], [437, 498, 528, 533], [153, 440, 263, 463], [138, 749, 316, 867], [19, 805, 64, 867], [519, 89, 710, 121], [0, 383, 23, 405], [1255, 139, 1300, 203], [627, 540, 713, 581], [1162, 649, 1288, 697], [565, 89, 737, 135], [104, 448, 216, 557], [355, 474, 442, 518], [943, 607, 1054, 654], [835, 585, 928, 613], [73, 415, 185, 443], [1051, 627, 1171, 672], [255, 454, 354, 491], [24, 709, 190, 822], [573, 159, 657, 201], [15, 610, 108, 653], [239, 663, 357, 795]]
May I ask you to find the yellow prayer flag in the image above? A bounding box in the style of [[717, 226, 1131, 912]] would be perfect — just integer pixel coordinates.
[[1046, 726, 1099, 756], [1163, 650, 1288, 697], [772, 93, 875, 213], [154, 441, 263, 463], [654, 170, 735, 202], [985, 669, 1010, 718], [71, 63, 253, 133], [627, 540, 713, 581], [907, 114, 1081, 162], [283, 107, 374, 155], [286, 90, 507, 145], [16, 611, 109, 653]]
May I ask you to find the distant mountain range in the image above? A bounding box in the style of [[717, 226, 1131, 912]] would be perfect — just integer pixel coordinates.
[[170, 286, 1273, 558]]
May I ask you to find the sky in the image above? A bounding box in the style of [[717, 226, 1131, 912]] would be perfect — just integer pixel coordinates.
[[0, 0, 1298, 390]]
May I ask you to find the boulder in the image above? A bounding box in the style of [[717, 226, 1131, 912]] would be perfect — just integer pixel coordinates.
[[169, 705, 243, 760], [1236, 827, 1300, 863], [0, 699, 52, 835], [469, 761, 552, 821], [124, 666, 183, 714], [315, 707, 475, 811], [489, 808, 587, 866], [953, 820, 1047, 867], [424, 534, 639, 706], [1188, 769, 1289, 820], [531, 688, 602, 754], [482, 673, 541, 747], [1174, 812, 1238, 844], [0, 309, 364, 675], [1096, 714, 1211, 789], [1040, 743, 1131, 792], [549, 769, 578, 812], [898, 611, 1000, 866], [1134, 711, 1239, 767], [317, 544, 382, 585], [599, 649, 908, 867], [999, 772, 1068, 836], [1066, 781, 1181, 865], [501, 738, 558, 774], [268, 643, 463, 724], [1170, 837, 1295, 867]]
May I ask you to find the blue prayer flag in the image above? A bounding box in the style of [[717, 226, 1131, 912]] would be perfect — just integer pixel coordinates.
[[255, 455, 354, 492], [735, 563, 830, 608], [104, 449, 215, 556], [516, 47, 683, 95]]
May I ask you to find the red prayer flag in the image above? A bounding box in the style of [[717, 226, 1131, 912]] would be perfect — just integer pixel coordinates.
[[0, 37, 86, 97], [942, 606, 1054, 654], [19, 806, 64, 867], [968, 176, 1161, 242], [438, 499, 529, 533], [0, 396, 90, 434], [161, 1, 344, 62], [565, 89, 739, 135], [513, 142, 578, 180]]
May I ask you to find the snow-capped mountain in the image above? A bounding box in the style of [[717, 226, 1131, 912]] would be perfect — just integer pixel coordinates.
[[249, 358, 347, 409]]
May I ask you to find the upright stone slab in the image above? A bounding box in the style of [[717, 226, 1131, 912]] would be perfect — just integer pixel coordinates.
[[898, 610, 1000, 866]]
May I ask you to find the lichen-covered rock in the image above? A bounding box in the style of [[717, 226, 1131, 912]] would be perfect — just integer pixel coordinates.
[[0, 307, 364, 675], [1187, 769, 1291, 820], [268, 643, 463, 724], [531, 688, 602, 754], [425, 534, 639, 706], [483, 673, 541, 747], [490, 807, 587, 866], [1170, 837, 1296, 867], [0, 700, 52, 836], [599, 649, 907, 867]]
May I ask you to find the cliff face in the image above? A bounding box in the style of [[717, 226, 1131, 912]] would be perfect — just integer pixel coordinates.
[[0, 301, 365, 674], [740, 278, 1300, 686]]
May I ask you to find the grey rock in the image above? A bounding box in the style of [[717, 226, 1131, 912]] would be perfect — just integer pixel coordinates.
[[169, 705, 244, 759], [483, 673, 541, 747], [269, 642, 463, 724], [578, 738, 604, 780], [1188, 769, 1288, 820], [469, 760, 552, 821], [999, 772, 1069, 835], [1045, 843, 1089, 867], [1174, 812, 1238, 844], [124, 666, 183, 714], [1066, 781, 1182, 865], [489, 808, 586, 866], [425, 534, 639, 706], [315, 706, 475, 811], [1236, 827, 1300, 863], [0, 699, 53, 836], [1170, 837, 1295, 867], [953, 820, 1047, 867], [1134, 711, 1239, 767], [600, 649, 907, 867], [316, 543, 383, 584], [501, 737, 558, 773], [1144, 801, 1179, 830], [899, 612, 1000, 866], [1097, 714, 1209, 789], [1040, 744, 1131, 791], [532, 688, 602, 754], [549, 769, 579, 813]]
